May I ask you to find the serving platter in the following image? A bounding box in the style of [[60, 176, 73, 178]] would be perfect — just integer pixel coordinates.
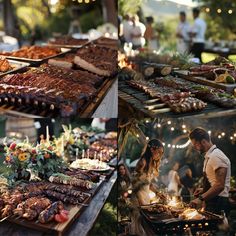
[[4, 48, 71, 65], [5, 178, 105, 236], [174, 70, 236, 93], [0, 60, 30, 77]]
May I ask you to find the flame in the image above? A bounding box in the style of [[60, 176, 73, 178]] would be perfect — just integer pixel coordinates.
[[168, 196, 179, 207], [118, 52, 132, 69]]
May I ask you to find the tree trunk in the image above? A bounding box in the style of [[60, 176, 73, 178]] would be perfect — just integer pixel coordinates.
[[3, 0, 22, 46], [102, 0, 117, 27]]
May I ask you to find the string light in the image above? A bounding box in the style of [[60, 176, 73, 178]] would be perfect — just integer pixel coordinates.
[[172, 145, 176, 148], [217, 9, 222, 13], [171, 127, 175, 131], [228, 9, 233, 14], [182, 124, 186, 129], [234, 133, 236, 137], [162, 142, 166, 146], [218, 135, 222, 139], [168, 144, 171, 148], [205, 7, 210, 13], [221, 132, 225, 136], [167, 121, 172, 125], [208, 130, 212, 135], [136, 134, 139, 138], [230, 136, 233, 140], [183, 129, 187, 133], [146, 136, 150, 140], [157, 123, 161, 128]]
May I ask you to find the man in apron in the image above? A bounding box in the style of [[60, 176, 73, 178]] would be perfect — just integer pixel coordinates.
[[188, 128, 231, 216]]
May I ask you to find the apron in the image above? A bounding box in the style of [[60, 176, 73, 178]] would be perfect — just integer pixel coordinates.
[[203, 147, 230, 216]]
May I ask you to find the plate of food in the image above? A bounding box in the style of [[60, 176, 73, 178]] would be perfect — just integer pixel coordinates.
[[0, 46, 71, 63], [0, 57, 29, 77], [70, 158, 111, 171]]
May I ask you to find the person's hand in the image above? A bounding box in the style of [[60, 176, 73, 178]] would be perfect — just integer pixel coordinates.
[[193, 188, 203, 197], [189, 198, 202, 209]]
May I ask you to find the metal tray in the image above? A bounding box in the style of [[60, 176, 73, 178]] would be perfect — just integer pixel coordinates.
[[5, 48, 71, 64], [0, 60, 30, 77]]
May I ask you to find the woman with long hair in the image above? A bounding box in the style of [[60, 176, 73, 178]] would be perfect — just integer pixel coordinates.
[[129, 139, 164, 236]]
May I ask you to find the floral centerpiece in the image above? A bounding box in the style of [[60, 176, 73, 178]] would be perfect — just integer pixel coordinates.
[[3, 137, 66, 182]]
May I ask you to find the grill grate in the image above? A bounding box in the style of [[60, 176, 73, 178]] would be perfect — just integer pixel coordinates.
[[119, 81, 236, 118]]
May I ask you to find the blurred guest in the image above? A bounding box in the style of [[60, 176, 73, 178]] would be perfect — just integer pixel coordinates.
[[176, 11, 190, 54], [118, 163, 131, 198], [130, 139, 165, 236], [180, 168, 194, 203], [189, 8, 206, 62], [189, 128, 231, 216], [68, 19, 82, 35], [167, 162, 182, 196], [144, 16, 158, 51], [130, 15, 146, 50], [119, 14, 132, 44]]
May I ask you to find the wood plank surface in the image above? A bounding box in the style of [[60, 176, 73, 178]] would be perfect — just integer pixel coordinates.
[[175, 70, 236, 93], [0, 172, 117, 236]]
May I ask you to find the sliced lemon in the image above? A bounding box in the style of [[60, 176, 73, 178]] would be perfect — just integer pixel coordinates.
[[215, 74, 226, 83]]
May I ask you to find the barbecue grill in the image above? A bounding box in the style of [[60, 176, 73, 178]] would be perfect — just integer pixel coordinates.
[[0, 77, 116, 118], [119, 80, 236, 118], [140, 206, 224, 234]]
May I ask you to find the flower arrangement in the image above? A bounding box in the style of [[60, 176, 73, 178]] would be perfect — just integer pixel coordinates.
[[3, 137, 66, 182]]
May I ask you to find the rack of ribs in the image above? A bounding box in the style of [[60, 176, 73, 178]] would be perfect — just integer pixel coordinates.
[[74, 44, 117, 76]]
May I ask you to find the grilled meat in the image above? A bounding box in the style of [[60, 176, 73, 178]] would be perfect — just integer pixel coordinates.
[[38, 201, 64, 223], [74, 44, 117, 76], [49, 175, 92, 190], [44, 190, 85, 205]]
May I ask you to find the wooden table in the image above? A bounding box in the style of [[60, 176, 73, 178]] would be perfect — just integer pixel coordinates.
[[0, 171, 117, 236]]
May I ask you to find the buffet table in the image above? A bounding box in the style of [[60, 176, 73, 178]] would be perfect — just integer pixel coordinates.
[[0, 171, 117, 236]]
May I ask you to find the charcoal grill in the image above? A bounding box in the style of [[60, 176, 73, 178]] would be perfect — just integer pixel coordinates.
[[140, 207, 223, 234], [0, 77, 116, 118], [119, 80, 236, 118]]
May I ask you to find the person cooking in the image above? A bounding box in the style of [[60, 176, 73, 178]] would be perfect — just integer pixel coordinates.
[[189, 128, 231, 216], [130, 139, 165, 236]]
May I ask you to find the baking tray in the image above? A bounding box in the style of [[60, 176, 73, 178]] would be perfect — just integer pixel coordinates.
[[0, 60, 30, 77], [4, 48, 71, 65]]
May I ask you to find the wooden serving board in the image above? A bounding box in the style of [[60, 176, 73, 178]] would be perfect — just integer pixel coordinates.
[[6, 179, 104, 236], [175, 70, 236, 93]]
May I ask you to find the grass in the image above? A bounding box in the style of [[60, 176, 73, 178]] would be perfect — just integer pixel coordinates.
[[89, 184, 117, 236], [202, 52, 236, 63]]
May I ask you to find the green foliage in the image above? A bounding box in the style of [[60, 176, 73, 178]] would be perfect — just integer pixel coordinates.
[[197, 0, 236, 35], [118, 0, 144, 16], [79, 9, 103, 33], [46, 8, 72, 36]]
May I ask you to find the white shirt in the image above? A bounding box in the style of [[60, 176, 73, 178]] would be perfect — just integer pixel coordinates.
[[191, 17, 206, 43], [130, 22, 146, 47], [121, 20, 132, 43], [176, 21, 190, 53], [204, 145, 231, 197]]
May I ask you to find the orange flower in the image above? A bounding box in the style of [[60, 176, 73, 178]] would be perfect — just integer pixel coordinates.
[[18, 152, 30, 162], [5, 156, 11, 162]]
